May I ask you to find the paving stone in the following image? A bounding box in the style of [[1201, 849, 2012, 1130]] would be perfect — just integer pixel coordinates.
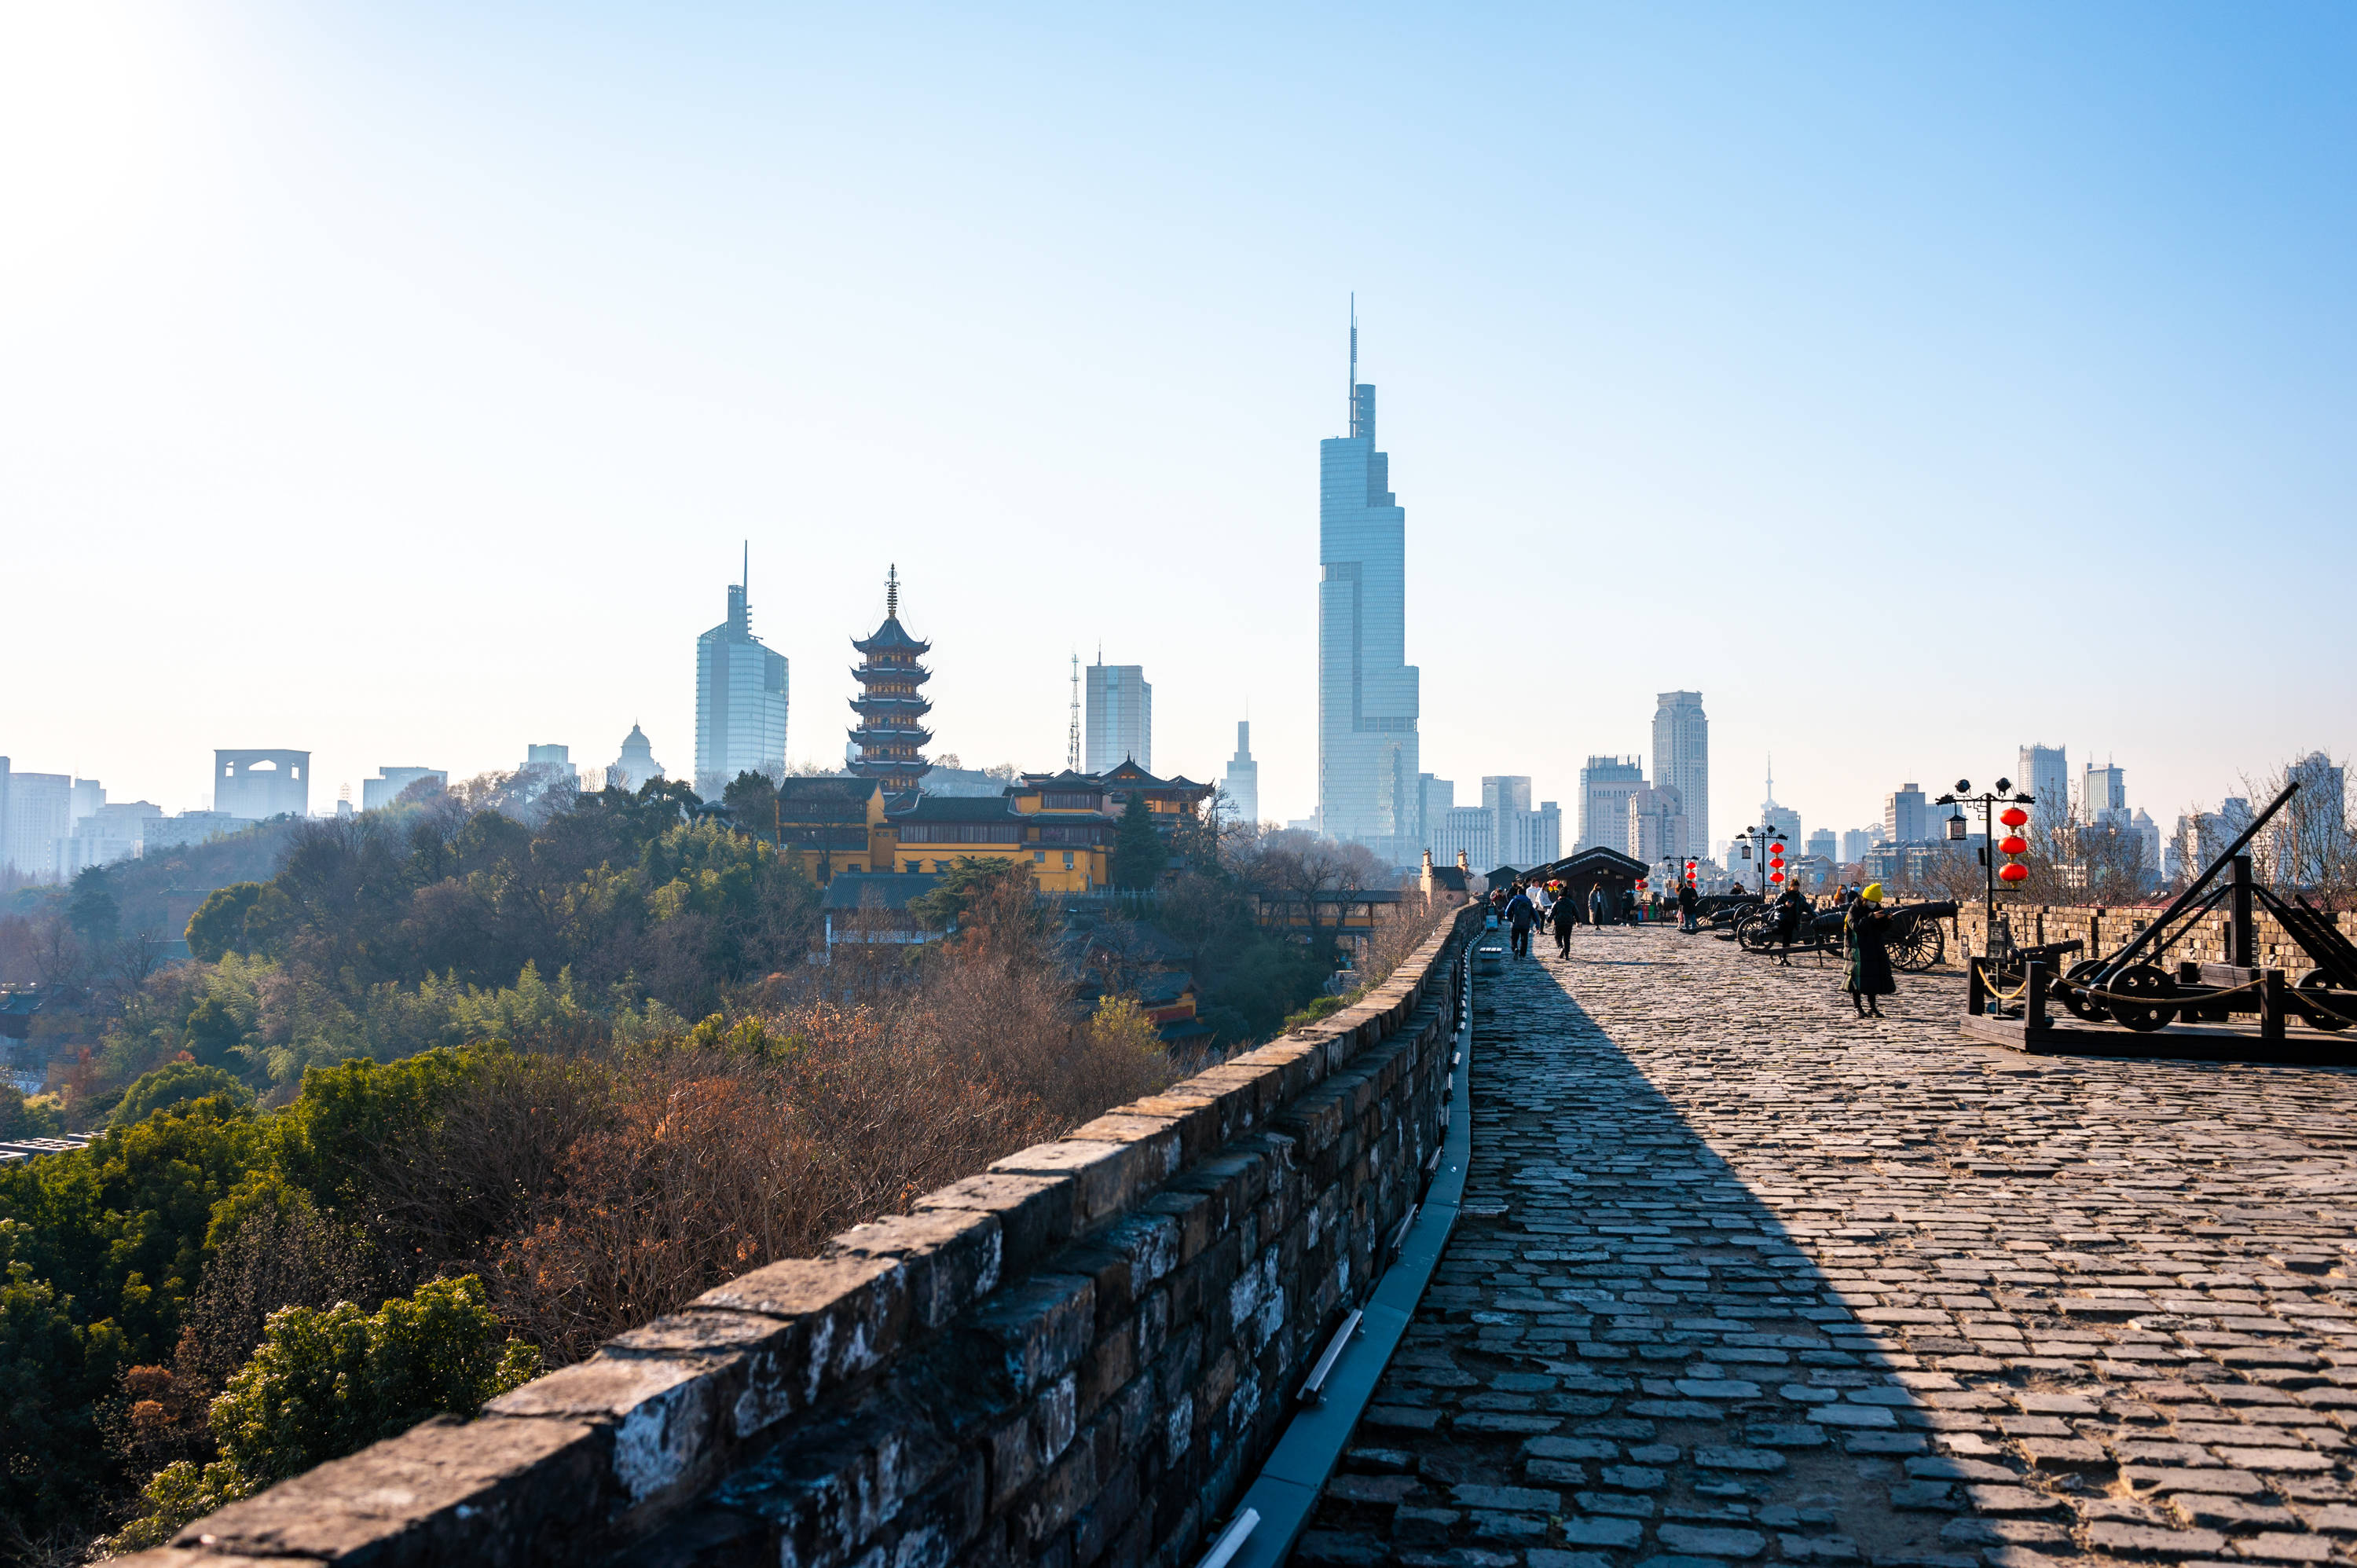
[[1656, 1524, 1768, 1557], [1303, 939, 2357, 1568]]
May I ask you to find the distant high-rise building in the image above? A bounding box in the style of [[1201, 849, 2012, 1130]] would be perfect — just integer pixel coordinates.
[[1578, 756, 1647, 852], [362, 767, 449, 811], [1420, 774, 1455, 852], [1807, 828, 1838, 863], [1483, 775, 1530, 860], [58, 801, 160, 877], [1884, 782, 1930, 845], [1627, 783, 1688, 865], [1223, 722, 1259, 827], [1318, 310, 1421, 863], [1841, 828, 1875, 865], [215, 750, 310, 820], [2082, 763, 2127, 828], [1652, 692, 1709, 859], [695, 551, 789, 797], [1086, 661, 1152, 772], [1433, 805, 1494, 874], [2, 763, 70, 882], [2019, 743, 2069, 819], [2131, 808, 2162, 879], [609, 725, 665, 793]]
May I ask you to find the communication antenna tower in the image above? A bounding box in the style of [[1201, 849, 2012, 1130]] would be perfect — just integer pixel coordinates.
[[1066, 653, 1082, 772]]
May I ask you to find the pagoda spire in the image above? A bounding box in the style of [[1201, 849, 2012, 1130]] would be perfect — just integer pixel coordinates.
[[849, 568, 932, 796]]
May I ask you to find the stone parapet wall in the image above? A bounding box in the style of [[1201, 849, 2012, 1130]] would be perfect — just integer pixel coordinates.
[[135, 904, 1482, 1568], [1956, 901, 2356, 972]]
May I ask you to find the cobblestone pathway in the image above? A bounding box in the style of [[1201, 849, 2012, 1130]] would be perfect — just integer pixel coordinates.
[[1299, 925, 2357, 1568]]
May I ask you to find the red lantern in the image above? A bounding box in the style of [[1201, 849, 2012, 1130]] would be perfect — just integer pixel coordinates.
[[1999, 862, 2029, 884], [2000, 806, 2029, 829], [1636, 879, 1648, 891], [1999, 834, 2028, 857]]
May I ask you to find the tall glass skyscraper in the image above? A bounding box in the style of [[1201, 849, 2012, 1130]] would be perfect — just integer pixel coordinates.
[[695, 551, 789, 797], [1318, 314, 1420, 864], [1651, 691, 1708, 860]]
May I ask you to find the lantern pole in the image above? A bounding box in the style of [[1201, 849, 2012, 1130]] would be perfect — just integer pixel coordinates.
[[1937, 779, 2037, 962]]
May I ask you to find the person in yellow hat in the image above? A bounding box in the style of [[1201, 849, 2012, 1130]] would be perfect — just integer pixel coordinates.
[[1844, 883, 1896, 1018]]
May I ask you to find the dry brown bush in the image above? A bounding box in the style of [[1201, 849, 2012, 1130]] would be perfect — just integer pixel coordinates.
[[377, 885, 1179, 1365]]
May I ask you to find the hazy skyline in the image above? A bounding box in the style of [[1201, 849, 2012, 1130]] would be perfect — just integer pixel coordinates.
[[5, 5, 2351, 844]]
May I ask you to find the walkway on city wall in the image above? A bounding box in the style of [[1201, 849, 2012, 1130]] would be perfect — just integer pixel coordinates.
[[134, 923, 2357, 1568]]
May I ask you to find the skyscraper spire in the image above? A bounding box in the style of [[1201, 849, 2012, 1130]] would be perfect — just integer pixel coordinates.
[[1067, 652, 1081, 773], [742, 539, 749, 595], [1348, 292, 1357, 431]]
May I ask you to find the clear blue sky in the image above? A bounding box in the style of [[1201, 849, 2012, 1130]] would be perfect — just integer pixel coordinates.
[[4, 4, 2351, 845]]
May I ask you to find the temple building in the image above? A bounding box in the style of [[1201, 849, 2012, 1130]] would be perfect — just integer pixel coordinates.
[[775, 759, 1211, 893], [848, 566, 934, 797]]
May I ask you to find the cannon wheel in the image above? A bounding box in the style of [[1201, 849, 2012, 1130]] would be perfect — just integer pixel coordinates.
[[2059, 959, 2110, 1023], [1889, 918, 1944, 973], [2107, 963, 2179, 1033], [1736, 911, 1777, 954], [2297, 969, 2355, 1033]]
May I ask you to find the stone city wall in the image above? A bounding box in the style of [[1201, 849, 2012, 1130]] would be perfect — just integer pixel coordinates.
[[133, 903, 1482, 1568], [1955, 901, 2357, 972]]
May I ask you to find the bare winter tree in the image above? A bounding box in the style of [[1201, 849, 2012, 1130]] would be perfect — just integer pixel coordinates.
[[2243, 751, 2357, 910], [1231, 829, 1395, 958]]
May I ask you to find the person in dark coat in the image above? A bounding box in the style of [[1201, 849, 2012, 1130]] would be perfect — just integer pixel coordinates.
[[1552, 886, 1575, 958], [1771, 883, 1809, 965], [1844, 882, 1897, 1017], [1587, 885, 1609, 929], [1676, 877, 1699, 933], [1505, 885, 1537, 958]]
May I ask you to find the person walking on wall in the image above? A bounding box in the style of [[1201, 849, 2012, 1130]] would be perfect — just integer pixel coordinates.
[[1505, 883, 1538, 958], [1587, 883, 1609, 930], [1677, 876, 1699, 933], [1844, 882, 1897, 1019]]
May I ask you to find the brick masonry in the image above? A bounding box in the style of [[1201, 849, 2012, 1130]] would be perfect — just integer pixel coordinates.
[[1302, 925, 2357, 1568], [1955, 904, 2357, 976], [130, 907, 1483, 1568]]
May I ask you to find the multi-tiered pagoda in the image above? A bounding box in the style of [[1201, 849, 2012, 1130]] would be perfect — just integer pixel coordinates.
[[847, 566, 933, 797]]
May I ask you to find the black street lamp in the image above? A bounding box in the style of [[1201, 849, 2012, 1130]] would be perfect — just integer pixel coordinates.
[[1934, 777, 2037, 960], [1728, 824, 1787, 896]]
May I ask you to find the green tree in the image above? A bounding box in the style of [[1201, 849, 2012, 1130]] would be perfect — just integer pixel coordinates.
[[185, 882, 264, 963], [0, 1246, 129, 1539], [0, 1088, 64, 1141], [109, 1274, 538, 1552], [68, 866, 121, 947], [112, 1063, 255, 1127], [722, 770, 780, 841], [1111, 793, 1166, 891], [908, 856, 1036, 930]]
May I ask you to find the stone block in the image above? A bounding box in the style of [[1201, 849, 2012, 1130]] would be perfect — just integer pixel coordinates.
[[167, 1414, 610, 1566], [826, 1208, 1006, 1332], [915, 1172, 1080, 1280]]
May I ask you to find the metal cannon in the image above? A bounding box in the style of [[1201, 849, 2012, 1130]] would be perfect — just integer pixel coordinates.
[[1736, 899, 1956, 973]]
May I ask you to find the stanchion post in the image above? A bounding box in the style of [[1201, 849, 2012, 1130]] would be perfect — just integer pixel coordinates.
[[2261, 969, 2286, 1045], [2025, 960, 2047, 1035], [1968, 958, 1986, 1017]]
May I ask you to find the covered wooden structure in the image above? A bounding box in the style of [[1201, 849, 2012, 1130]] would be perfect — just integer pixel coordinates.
[[1520, 846, 1650, 920]]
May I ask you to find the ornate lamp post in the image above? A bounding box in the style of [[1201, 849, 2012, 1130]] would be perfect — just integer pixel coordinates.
[[1729, 825, 1787, 896], [1934, 778, 2036, 959]]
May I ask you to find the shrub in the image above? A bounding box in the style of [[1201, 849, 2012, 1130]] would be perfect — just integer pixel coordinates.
[[112, 1063, 254, 1127], [108, 1275, 537, 1552]]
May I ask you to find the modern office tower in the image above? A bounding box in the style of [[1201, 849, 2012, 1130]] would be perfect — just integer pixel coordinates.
[[2132, 808, 2162, 878], [1532, 801, 1563, 865], [142, 811, 257, 852], [1842, 828, 1874, 865], [1086, 661, 1152, 772], [1483, 775, 1530, 858], [1318, 312, 1421, 863], [2018, 743, 2069, 817], [609, 725, 665, 793], [362, 767, 449, 811], [59, 801, 161, 877], [1807, 828, 1838, 863], [1652, 691, 1709, 860], [848, 567, 933, 797], [1223, 722, 1259, 827], [1883, 782, 1930, 845], [1578, 756, 1646, 852], [2082, 763, 2128, 828], [68, 778, 103, 823], [1420, 774, 1455, 851], [695, 552, 789, 797], [1434, 805, 1494, 874], [215, 750, 310, 819], [1626, 783, 1688, 864], [1, 761, 72, 881]]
